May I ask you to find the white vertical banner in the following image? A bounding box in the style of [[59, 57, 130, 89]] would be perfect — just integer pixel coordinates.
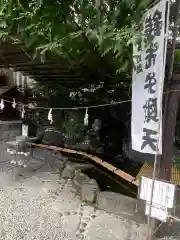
[[131, 0, 169, 154]]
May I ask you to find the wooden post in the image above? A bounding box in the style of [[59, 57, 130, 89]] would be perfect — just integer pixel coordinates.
[[155, 83, 180, 238], [159, 86, 180, 181], [155, 0, 180, 237], [161, 0, 180, 175]]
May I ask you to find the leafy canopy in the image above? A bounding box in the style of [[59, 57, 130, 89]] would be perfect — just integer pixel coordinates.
[[0, 0, 153, 74]]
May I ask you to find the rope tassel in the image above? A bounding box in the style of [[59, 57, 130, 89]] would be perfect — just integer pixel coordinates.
[[48, 109, 53, 124], [84, 108, 89, 126], [0, 99, 4, 110]]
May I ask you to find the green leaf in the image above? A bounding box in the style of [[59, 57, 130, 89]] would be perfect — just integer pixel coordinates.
[[0, 0, 154, 75]]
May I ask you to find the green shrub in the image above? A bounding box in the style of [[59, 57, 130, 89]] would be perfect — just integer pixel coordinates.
[[173, 155, 180, 169]]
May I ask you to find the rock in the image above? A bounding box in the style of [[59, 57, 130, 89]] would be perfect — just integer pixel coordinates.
[[0, 121, 21, 143], [11, 166, 26, 179], [81, 179, 100, 203], [96, 191, 146, 223], [49, 156, 67, 173], [9, 154, 28, 168], [96, 146, 105, 155], [71, 162, 93, 171], [73, 170, 90, 190], [32, 148, 49, 159], [43, 127, 65, 147], [157, 238, 179, 240], [32, 148, 67, 171], [74, 139, 91, 151], [61, 164, 74, 179], [16, 136, 29, 142], [54, 151, 68, 162], [86, 213, 147, 240], [6, 140, 30, 153], [25, 157, 46, 171], [63, 137, 75, 148], [57, 161, 66, 176], [114, 154, 124, 163]]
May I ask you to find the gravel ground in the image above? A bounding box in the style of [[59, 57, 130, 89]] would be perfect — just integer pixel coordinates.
[[0, 170, 149, 240], [0, 172, 82, 240], [0, 126, 178, 239], [0, 143, 82, 240], [0, 143, 149, 240], [0, 142, 177, 240]]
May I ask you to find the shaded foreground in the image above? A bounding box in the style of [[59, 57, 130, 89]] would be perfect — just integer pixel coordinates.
[[0, 171, 148, 240], [0, 140, 149, 240]]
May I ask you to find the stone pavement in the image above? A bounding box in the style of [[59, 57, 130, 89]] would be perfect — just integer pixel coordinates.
[[0, 168, 149, 240], [0, 122, 177, 240], [0, 137, 148, 239]]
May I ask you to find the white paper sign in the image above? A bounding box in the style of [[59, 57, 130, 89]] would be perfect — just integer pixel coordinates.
[[131, 0, 169, 154], [140, 176, 175, 208], [22, 124, 28, 137], [145, 201, 168, 221]]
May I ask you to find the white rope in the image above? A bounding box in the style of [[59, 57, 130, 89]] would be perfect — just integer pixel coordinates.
[[2, 98, 131, 110], [2, 86, 180, 111]]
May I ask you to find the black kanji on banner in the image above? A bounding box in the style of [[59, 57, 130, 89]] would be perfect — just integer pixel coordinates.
[[143, 98, 158, 123], [144, 9, 162, 38], [144, 72, 157, 93], [145, 42, 158, 69], [141, 128, 158, 151]]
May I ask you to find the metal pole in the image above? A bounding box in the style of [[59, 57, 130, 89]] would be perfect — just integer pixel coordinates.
[[146, 139, 160, 240]]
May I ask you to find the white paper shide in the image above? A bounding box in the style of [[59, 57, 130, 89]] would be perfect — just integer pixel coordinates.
[[131, 0, 169, 154]]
